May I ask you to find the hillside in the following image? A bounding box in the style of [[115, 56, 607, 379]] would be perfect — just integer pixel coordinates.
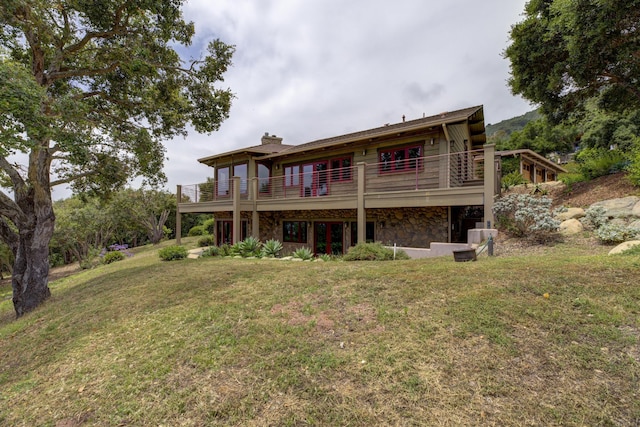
[[1, 236, 639, 425], [486, 109, 540, 139]]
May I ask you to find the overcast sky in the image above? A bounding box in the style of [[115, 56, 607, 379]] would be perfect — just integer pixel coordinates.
[[64, 1, 535, 197]]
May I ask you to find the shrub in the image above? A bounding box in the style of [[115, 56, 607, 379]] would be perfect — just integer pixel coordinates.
[[202, 218, 216, 235], [197, 235, 216, 247], [576, 148, 628, 180], [343, 242, 410, 261], [292, 247, 314, 261], [188, 225, 205, 236], [159, 245, 188, 261], [237, 236, 262, 257], [493, 194, 560, 241], [501, 170, 526, 191], [103, 250, 125, 264], [594, 223, 640, 245], [581, 205, 608, 230], [261, 239, 283, 258], [200, 246, 221, 257]]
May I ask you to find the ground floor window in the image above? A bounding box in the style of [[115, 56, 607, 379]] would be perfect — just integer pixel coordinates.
[[314, 222, 343, 255], [283, 221, 307, 243], [350, 221, 375, 245], [217, 220, 247, 245]]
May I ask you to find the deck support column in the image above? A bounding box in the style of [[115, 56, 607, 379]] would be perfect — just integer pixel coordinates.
[[483, 144, 495, 228], [176, 185, 182, 245], [357, 162, 366, 244], [251, 178, 259, 239], [232, 176, 241, 244]]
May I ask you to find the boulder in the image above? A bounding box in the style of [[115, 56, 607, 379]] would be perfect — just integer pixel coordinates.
[[559, 218, 584, 235], [556, 207, 585, 221], [591, 196, 640, 219], [633, 201, 640, 217], [608, 240, 640, 255]]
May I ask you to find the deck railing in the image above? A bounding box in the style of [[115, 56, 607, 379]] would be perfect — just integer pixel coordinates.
[[179, 150, 485, 204]]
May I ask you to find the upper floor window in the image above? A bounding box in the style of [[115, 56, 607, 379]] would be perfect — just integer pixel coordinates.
[[331, 157, 352, 182], [379, 145, 422, 173], [284, 165, 300, 187]]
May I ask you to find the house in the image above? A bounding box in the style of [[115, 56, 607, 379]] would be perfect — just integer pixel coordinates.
[[176, 105, 498, 255], [497, 149, 567, 183]]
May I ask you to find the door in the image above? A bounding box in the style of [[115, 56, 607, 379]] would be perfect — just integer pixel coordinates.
[[314, 222, 343, 255], [302, 161, 329, 197]]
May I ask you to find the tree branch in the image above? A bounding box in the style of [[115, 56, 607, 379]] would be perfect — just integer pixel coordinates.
[[0, 157, 26, 195]]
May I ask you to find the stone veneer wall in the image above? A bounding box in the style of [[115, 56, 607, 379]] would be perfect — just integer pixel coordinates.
[[256, 207, 449, 252], [367, 207, 448, 248]]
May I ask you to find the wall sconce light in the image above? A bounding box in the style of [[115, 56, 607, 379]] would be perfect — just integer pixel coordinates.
[[275, 164, 280, 170], [379, 221, 386, 228], [430, 138, 435, 145], [362, 149, 367, 156]]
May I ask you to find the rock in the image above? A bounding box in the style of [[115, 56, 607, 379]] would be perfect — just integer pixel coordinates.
[[591, 196, 640, 219], [556, 207, 585, 221], [608, 240, 640, 255], [633, 201, 640, 217], [559, 218, 584, 235]]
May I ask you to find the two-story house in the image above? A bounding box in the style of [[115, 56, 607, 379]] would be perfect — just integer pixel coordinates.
[[176, 105, 499, 256]]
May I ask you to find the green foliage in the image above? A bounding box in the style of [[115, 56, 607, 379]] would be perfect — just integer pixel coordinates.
[[197, 235, 216, 247], [292, 247, 314, 261], [501, 170, 527, 191], [343, 242, 410, 261], [581, 206, 608, 231], [200, 246, 221, 257], [188, 225, 206, 236], [237, 236, 262, 257], [594, 223, 640, 245], [627, 141, 640, 187], [506, 0, 640, 121], [493, 194, 560, 242], [202, 218, 216, 235], [102, 251, 126, 264], [486, 110, 541, 144], [261, 239, 283, 258], [158, 245, 188, 261], [498, 117, 579, 155], [576, 148, 628, 180]]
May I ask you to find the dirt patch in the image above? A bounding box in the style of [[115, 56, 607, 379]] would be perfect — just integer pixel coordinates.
[[505, 172, 639, 208]]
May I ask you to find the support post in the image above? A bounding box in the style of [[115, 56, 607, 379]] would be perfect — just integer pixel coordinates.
[[483, 144, 495, 228], [176, 185, 182, 245], [357, 162, 366, 245], [251, 178, 259, 238], [232, 176, 241, 244]]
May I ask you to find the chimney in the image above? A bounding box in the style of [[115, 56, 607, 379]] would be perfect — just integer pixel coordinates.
[[261, 132, 283, 145]]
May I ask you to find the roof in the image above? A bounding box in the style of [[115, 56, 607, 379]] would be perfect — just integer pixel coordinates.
[[261, 105, 484, 160], [497, 149, 568, 174], [198, 143, 293, 166], [197, 105, 484, 165]]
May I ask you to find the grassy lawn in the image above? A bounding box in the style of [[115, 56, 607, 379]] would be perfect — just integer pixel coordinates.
[[1, 238, 639, 426]]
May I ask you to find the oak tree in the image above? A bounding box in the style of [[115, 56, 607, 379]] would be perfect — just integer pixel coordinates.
[[0, 1, 234, 316], [506, 0, 640, 122]]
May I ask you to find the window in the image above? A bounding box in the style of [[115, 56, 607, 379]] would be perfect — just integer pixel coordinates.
[[233, 163, 248, 194], [350, 222, 375, 245], [379, 145, 423, 173], [216, 220, 247, 245], [283, 221, 307, 243], [216, 166, 229, 196], [330, 157, 352, 182], [257, 163, 271, 194], [284, 165, 300, 187]]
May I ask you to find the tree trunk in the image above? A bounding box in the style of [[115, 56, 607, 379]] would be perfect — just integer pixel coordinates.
[[12, 212, 54, 317]]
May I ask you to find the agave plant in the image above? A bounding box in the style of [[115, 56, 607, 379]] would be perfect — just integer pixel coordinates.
[[237, 236, 262, 257], [292, 247, 313, 261], [261, 239, 283, 258]]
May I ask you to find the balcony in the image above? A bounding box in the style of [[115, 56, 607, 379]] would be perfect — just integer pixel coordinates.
[[177, 149, 493, 213]]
